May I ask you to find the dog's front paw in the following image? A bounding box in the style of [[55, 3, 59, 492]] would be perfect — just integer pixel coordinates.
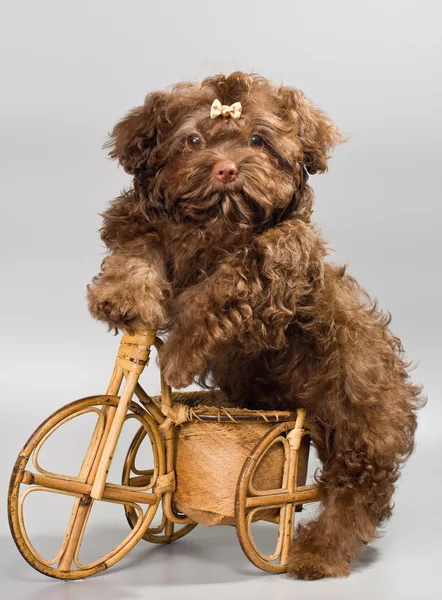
[[158, 344, 196, 389], [287, 542, 351, 580], [87, 282, 138, 332], [163, 366, 195, 389]]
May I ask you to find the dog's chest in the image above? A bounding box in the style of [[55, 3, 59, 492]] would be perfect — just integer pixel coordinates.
[[169, 243, 224, 291], [163, 226, 246, 293]]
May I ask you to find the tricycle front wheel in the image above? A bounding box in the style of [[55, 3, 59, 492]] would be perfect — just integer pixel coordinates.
[[8, 396, 164, 580]]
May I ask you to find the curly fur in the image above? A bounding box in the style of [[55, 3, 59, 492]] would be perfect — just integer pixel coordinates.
[[87, 72, 425, 579]]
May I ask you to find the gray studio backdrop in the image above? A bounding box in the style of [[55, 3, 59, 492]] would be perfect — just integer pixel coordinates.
[[0, 1, 441, 599]]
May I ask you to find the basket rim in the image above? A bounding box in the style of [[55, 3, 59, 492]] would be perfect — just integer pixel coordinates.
[[151, 390, 299, 423]]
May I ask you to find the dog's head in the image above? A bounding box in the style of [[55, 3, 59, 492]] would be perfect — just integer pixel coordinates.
[[107, 72, 342, 230]]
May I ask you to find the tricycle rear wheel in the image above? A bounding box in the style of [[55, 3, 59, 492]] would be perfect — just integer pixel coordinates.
[[122, 424, 197, 543]]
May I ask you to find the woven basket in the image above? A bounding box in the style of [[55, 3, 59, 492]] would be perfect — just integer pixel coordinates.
[[153, 390, 301, 526], [175, 419, 287, 525]]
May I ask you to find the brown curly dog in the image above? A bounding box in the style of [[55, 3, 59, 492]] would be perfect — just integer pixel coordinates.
[[87, 72, 424, 579]]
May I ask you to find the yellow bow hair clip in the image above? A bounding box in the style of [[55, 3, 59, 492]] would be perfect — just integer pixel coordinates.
[[210, 99, 243, 120]]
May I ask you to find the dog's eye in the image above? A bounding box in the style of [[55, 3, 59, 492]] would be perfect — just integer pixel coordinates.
[[187, 134, 202, 149], [249, 134, 264, 148]]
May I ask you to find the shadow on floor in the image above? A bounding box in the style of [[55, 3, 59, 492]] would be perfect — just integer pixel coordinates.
[[2, 523, 381, 600], [2, 524, 266, 599]]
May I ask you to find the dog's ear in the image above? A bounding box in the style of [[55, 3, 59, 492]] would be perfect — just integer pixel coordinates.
[[105, 91, 169, 175], [280, 87, 344, 174]]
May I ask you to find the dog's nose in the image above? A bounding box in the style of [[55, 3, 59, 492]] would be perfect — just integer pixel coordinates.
[[212, 161, 238, 183]]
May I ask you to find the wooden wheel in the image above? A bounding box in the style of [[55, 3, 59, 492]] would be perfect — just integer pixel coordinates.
[[122, 425, 197, 543], [235, 413, 321, 573], [8, 395, 165, 580]]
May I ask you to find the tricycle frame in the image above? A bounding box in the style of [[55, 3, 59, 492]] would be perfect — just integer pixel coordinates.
[[8, 331, 321, 579]]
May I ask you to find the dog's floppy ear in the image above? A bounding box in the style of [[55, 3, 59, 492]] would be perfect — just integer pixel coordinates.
[[280, 87, 344, 174], [105, 91, 169, 175]]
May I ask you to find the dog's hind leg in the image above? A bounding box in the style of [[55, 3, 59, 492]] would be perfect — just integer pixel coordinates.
[[286, 267, 423, 579]]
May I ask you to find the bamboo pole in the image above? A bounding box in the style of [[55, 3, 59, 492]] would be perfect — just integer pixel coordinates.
[[280, 409, 305, 566], [57, 365, 125, 571], [88, 331, 156, 503], [90, 370, 139, 500], [134, 383, 165, 425]]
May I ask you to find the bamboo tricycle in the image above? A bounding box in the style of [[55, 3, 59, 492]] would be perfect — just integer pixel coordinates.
[[8, 331, 321, 579]]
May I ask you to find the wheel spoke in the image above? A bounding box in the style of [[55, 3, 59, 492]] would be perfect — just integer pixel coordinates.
[[58, 494, 93, 571], [32, 408, 106, 482], [128, 474, 153, 487], [17, 486, 81, 567], [245, 485, 321, 509], [21, 471, 159, 506], [248, 436, 290, 496], [246, 505, 285, 562], [73, 500, 143, 570]]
